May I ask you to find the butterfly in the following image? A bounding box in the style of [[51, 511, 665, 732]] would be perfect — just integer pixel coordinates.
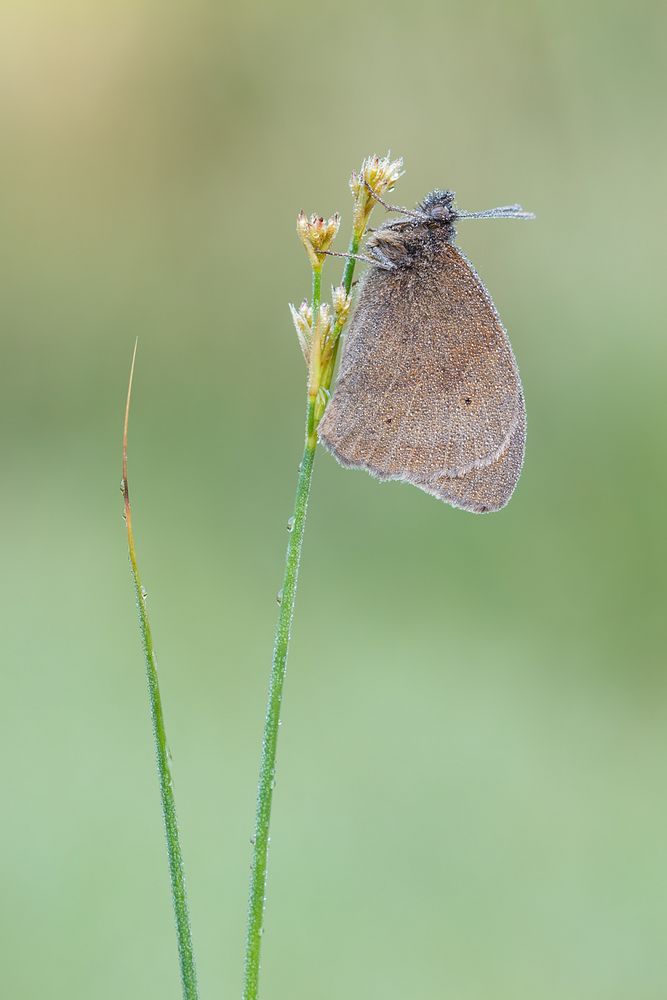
[[318, 189, 532, 512]]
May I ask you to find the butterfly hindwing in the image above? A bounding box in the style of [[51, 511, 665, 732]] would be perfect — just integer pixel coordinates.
[[417, 395, 526, 512]]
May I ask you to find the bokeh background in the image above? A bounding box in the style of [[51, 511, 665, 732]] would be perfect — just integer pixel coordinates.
[[1, 2, 666, 998]]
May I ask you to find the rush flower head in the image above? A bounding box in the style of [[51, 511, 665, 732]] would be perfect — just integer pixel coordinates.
[[289, 300, 336, 369], [350, 152, 404, 201], [296, 211, 341, 268], [289, 300, 313, 362], [332, 285, 352, 327], [313, 303, 333, 357], [350, 153, 404, 232]]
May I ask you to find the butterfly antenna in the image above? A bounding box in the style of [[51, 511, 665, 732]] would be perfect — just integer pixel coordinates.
[[319, 248, 376, 265], [363, 180, 426, 221], [456, 204, 535, 220]]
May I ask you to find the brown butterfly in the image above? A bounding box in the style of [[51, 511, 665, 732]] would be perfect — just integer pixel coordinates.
[[318, 190, 533, 512]]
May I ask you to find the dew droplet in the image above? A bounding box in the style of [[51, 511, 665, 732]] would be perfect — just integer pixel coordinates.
[[286, 516, 295, 532], [276, 589, 283, 605], [141, 586, 148, 601]]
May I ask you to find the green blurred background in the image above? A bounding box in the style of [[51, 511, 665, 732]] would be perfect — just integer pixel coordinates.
[[1, 1, 665, 998]]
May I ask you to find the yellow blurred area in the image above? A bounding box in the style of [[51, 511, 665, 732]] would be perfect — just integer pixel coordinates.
[[1, 2, 665, 998]]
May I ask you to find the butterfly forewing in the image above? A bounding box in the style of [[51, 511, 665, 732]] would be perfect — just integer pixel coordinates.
[[319, 242, 523, 495]]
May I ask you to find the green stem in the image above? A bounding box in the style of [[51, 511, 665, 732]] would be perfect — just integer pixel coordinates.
[[243, 424, 317, 1000], [307, 266, 322, 443], [312, 262, 323, 305], [243, 220, 362, 1000], [320, 228, 361, 393], [122, 345, 199, 1000], [243, 258, 325, 1000], [342, 229, 361, 297], [131, 552, 199, 1000]]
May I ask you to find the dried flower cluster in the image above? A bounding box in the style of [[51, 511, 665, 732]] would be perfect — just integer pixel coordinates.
[[350, 153, 404, 232], [296, 211, 340, 268], [289, 152, 403, 428]]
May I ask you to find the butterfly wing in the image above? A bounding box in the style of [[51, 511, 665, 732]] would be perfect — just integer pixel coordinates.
[[416, 394, 526, 512], [319, 242, 524, 500]]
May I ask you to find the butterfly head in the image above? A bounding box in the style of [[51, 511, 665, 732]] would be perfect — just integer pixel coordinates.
[[418, 190, 457, 224], [366, 189, 458, 269]]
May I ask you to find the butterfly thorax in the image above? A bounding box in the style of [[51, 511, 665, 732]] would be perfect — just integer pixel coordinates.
[[366, 189, 458, 270]]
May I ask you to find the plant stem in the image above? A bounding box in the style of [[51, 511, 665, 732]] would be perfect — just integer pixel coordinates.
[[243, 238, 361, 1000], [342, 229, 361, 297], [122, 342, 199, 1000], [242, 423, 316, 1000], [320, 229, 361, 392], [307, 265, 322, 444]]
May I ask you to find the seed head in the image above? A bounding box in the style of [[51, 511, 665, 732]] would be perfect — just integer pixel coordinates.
[[350, 153, 404, 234], [350, 153, 403, 201], [296, 211, 341, 268]]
